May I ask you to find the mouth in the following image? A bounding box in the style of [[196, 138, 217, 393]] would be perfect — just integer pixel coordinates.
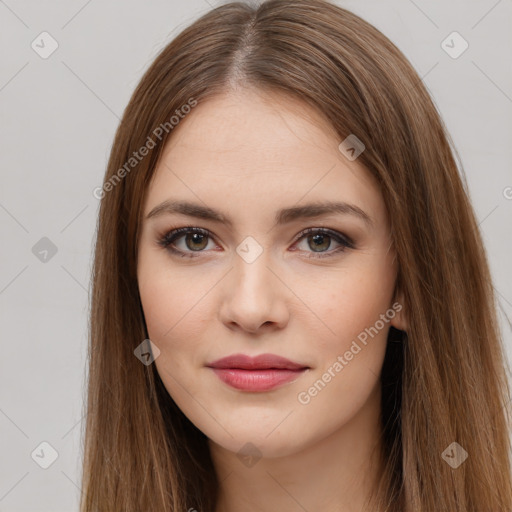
[[208, 367, 309, 392], [206, 353, 310, 392]]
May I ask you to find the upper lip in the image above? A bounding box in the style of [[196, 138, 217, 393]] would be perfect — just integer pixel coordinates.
[[206, 353, 309, 370]]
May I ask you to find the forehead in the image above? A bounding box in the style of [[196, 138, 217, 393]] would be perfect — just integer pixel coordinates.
[[143, 89, 387, 228], [161, 88, 341, 171]]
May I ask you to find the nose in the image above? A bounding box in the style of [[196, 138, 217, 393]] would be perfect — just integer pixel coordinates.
[[218, 250, 290, 334]]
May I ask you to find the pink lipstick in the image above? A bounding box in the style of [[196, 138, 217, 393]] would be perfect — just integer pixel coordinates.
[[206, 353, 310, 392]]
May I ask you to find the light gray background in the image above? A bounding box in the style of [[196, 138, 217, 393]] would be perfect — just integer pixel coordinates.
[[1, 0, 511, 510]]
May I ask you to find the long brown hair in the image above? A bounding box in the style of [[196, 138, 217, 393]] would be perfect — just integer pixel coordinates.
[[81, 1, 512, 510]]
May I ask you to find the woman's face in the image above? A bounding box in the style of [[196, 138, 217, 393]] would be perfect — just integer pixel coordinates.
[[137, 88, 404, 458]]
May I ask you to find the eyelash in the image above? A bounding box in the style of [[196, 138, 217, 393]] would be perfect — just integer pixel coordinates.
[[157, 226, 355, 260]]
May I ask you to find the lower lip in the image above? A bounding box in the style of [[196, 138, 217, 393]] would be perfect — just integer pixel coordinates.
[[209, 368, 308, 391]]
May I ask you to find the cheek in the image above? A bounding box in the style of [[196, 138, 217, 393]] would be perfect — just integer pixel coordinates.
[[138, 249, 214, 344], [309, 259, 396, 353], [138, 266, 208, 399], [293, 256, 396, 415]]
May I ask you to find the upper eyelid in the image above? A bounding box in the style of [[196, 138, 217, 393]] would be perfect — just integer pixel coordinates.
[[163, 226, 353, 249]]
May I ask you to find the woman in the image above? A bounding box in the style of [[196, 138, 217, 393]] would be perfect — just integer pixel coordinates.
[[81, 1, 512, 511]]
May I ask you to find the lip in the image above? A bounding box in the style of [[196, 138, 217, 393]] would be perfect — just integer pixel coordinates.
[[206, 353, 310, 392], [206, 353, 308, 371]]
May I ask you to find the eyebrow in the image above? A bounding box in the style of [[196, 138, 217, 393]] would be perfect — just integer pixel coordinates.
[[145, 199, 374, 228]]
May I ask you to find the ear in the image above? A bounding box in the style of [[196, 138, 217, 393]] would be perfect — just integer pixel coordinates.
[[390, 286, 408, 332]]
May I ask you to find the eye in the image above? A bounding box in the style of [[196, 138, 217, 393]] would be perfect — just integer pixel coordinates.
[[291, 227, 354, 259], [157, 226, 354, 259], [157, 227, 214, 258]]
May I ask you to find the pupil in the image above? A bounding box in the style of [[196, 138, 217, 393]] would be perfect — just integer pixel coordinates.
[[310, 234, 330, 251], [187, 233, 207, 251]]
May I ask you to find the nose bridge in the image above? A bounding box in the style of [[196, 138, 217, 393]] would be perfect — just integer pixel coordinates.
[[216, 234, 288, 332], [231, 236, 275, 297]]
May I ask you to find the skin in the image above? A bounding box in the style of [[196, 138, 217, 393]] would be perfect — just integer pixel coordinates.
[[137, 88, 407, 512]]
